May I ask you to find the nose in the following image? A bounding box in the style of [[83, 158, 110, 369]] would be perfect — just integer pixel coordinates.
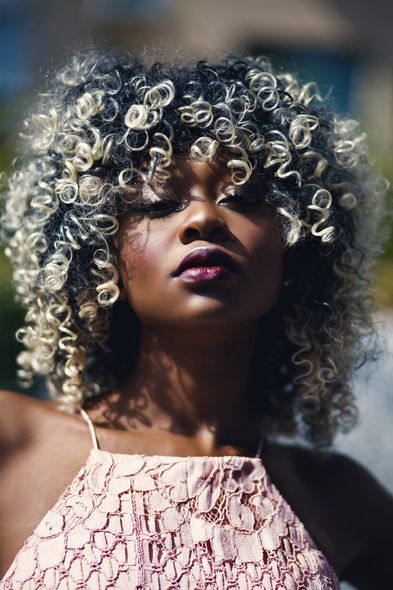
[[178, 199, 232, 244]]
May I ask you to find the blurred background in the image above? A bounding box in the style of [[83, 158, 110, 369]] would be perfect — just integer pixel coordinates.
[[0, 1, 392, 574]]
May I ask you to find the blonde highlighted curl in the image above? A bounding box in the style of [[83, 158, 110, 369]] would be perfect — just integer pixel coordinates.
[[1, 48, 389, 446]]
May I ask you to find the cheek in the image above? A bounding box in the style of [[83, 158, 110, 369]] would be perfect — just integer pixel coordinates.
[[247, 218, 283, 264], [117, 224, 165, 288], [117, 225, 178, 324], [245, 221, 284, 305]]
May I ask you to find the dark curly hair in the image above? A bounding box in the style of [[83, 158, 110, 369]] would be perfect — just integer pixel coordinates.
[[1, 47, 389, 446]]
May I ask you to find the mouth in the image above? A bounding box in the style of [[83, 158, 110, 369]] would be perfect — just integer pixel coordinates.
[[173, 247, 240, 281]]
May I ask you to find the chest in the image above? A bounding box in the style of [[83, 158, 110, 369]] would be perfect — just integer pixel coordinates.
[[1, 448, 343, 587]]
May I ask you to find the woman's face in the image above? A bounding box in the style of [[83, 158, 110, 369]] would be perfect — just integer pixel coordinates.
[[115, 159, 284, 330]]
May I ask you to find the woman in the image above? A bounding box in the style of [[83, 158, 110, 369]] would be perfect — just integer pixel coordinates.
[[0, 48, 392, 589]]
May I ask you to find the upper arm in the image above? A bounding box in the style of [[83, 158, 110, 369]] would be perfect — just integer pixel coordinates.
[[338, 453, 393, 588]]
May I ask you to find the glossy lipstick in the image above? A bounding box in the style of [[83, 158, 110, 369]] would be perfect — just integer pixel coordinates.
[[173, 247, 239, 281]]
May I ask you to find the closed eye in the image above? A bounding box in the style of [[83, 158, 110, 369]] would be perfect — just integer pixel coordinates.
[[219, 190, 264, 211], [120, 182, 186, 219], [125, 186, 266, 219], [127, 198, 185, 219]]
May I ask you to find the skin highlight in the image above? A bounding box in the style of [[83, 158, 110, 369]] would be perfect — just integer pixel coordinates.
[[111, 158, 284, 450], [0, 50, 393, 587], [2, 50, 388, 445]]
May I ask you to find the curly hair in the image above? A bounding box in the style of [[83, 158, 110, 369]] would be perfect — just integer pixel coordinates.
[[1, 47, 389, 446]]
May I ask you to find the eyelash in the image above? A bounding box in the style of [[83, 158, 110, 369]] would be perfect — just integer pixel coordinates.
[[128, 191, 262, 219], [221, 191, 261, 210], [128, 198, 186, 219]]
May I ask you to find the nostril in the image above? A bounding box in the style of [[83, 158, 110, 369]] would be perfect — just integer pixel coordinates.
[[179, 205, 234, 244], [208, 225, 227, 239], [185, 223, 227, 241], [184, 227, 201, 240]]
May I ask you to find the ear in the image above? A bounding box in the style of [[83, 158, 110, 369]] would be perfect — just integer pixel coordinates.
[[117, 276, 127, 302], [112, 240, 126, 301]]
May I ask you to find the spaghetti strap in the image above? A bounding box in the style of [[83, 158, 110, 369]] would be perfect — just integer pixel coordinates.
[[79, 407, 100, 450], [254, 429, 264, 458]]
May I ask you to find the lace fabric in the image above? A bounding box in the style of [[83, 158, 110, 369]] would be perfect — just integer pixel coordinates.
[[0, 415, 340, 589]]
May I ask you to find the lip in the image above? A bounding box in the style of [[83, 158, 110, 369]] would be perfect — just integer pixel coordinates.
[[173, 247, 240, 278]]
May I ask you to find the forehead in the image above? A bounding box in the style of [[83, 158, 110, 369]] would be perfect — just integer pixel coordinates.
[[170, 159, 229, 183], [163, 158, 266, 191]]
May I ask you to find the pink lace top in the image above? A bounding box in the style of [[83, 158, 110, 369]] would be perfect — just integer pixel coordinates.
[[1, 409, 340, 589]]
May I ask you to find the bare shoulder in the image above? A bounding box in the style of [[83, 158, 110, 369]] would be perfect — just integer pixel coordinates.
[[296, 444, 393, 509], [0, 389, 70, 458], [0, 388, 48, 417], [273, 442, 393, 587], [283, 442, 393, 522], [0, 391, 92, 577], [0, 390, 40, 452], [327, 451, 393, 587], [273, 439, 387, 484]]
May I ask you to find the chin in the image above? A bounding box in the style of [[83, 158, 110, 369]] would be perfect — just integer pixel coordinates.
[[145, 306, 274, 331]]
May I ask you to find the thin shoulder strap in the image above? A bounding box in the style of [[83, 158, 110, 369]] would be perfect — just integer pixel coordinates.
[[80, 407, 100, 450], [254, 430, 264, 459]]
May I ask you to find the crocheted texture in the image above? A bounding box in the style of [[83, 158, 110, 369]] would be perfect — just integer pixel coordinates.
[[1, 449, 340, 589]]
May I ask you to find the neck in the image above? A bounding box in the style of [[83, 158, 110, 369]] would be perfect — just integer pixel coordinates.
[[117, 322, 262, 451]]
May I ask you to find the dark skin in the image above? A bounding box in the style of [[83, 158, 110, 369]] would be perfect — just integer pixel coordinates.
[[113, 159, 284, 445], [1, 160, 393, 586]]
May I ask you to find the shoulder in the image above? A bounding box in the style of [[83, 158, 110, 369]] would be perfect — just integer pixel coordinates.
[[281, 443, 393, 587], [0, 389, 91, 503], [266, 439, 359, 489], [276, 440, 387, 488], [0, 392, 91, 575], [304, 447, 393, 518], [330, 452, 393, 587], [0, 390, 66, 458], [0, 390, 36, 452], [289, 443, 393, 527]]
